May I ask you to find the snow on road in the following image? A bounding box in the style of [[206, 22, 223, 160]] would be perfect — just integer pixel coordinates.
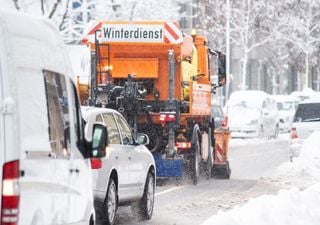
[[201, 131, 320, 225]]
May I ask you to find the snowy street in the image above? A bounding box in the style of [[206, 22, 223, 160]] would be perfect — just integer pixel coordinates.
[[99, 135, 292, 225]]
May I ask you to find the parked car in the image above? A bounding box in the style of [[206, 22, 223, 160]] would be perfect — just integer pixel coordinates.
[[82, 107, 156, 225], [211, 103, 225, 130], [290, 98, 320, 161], [290, 88, 320, 101], [0, 9, 107, 225], [274, 95, 300, 133], [225, 90, 279, 138]]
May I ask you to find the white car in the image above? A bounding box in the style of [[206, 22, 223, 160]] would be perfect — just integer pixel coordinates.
[[290, 88, 320, 101], [0, 9, 106, 225], [226, 90, 280, 138], [290, 98, 320, 161], [82, 107, 156, 225], [274, 95, 300, 133]]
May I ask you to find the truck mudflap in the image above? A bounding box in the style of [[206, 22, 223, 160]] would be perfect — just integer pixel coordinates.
[[154, 154, 183, 178], [212, 130, 231, 179]]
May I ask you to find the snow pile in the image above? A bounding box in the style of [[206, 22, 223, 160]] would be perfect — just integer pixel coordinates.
[[272, 131, 320, 187], [201, 131, 320, 225], [201, 184, 320, 225]]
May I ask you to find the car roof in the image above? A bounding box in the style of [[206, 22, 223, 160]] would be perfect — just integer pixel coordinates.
[[273, 95, 300, 102], [298, 98, 320, 105], [81, 106, 121, 121], [227, 90, 269, 106]]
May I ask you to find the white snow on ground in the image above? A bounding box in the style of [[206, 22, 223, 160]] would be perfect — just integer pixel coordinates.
[[201, 131, 320, 225]]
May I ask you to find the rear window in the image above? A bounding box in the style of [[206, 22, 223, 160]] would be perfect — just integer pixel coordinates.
[[293, 103, 320, 122]]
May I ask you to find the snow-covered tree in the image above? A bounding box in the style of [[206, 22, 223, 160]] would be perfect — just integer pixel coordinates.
[[93, 0, 181, 21], [8, 0, 181, 44], [276, 0, 320, 90]]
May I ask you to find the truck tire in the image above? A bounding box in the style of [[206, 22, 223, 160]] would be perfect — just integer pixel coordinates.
[[191, 134, 200, 185], [102, 178, 118, 225]]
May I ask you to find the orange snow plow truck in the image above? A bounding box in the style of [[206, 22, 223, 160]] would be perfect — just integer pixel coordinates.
[[80, 21, 231, 183]]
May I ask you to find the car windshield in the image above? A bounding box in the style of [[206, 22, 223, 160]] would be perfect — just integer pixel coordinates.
[[293, 103, 320, 122]]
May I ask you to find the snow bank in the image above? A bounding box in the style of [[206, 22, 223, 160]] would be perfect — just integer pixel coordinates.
[[201, 183, 320, 225], [271, 131, 320, 187], [201, 131, 320, 225]]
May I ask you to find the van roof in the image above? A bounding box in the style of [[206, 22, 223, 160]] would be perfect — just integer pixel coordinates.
[[0, 9, 69, 74]]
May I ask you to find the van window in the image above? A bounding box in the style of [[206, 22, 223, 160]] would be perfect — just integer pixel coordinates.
[[102, 113, 121, 144], [114, 114, 134, 145], [43, 70, 70, 157]]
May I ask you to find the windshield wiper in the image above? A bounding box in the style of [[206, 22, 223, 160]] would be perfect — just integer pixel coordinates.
[[303, 118, 320, 122]]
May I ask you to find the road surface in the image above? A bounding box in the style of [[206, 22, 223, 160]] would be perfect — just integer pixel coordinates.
[[98, 134, 290, 225]]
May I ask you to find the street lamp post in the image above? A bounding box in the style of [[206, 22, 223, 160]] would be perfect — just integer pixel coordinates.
[[225, 0, 231, 105]]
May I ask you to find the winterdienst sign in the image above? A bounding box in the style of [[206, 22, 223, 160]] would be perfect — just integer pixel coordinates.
[[84, 21, 183, 44], [100, 24, 163, 43]]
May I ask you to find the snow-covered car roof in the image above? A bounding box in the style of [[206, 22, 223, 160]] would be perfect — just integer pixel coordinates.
[[297, 97, 320, 105], [273, 95, 300, 103], [227, 90, 269, 108], [290, 88, 320, 101]]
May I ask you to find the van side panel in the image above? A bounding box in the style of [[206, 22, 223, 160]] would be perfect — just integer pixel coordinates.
[[1, 10, 93, 225]]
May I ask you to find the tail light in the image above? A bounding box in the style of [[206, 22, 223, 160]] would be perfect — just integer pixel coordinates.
[[1, 160, 20, 225], [291, 127, 298, 139], [175, 142, 191, 149], [90, 159, 102, 169], [159, 112, 176, 127]]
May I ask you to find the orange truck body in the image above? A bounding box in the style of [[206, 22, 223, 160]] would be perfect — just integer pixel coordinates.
[[80, 21, 231, 180], [83, 21, 212, 124]]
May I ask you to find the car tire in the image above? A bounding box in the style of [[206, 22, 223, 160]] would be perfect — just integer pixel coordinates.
[[134, 172, 155, 220], [102, 178, 118, 225]]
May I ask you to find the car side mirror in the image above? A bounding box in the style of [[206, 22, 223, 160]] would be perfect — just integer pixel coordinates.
[[136, 133, 149, 145], [90, 123, 108, 158]]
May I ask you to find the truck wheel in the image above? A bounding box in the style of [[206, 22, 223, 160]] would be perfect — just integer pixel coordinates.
[[133, 172, 155, 220], [191, 135, 200, 185], [102, 178, 118, 225]]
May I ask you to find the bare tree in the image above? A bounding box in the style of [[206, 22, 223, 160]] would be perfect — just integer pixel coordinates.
[[277, 0, 320, 90]]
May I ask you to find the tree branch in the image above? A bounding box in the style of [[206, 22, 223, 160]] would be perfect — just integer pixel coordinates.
[[12, 0, 20, 10], [48, 0, 61, 19], [59, 0, 71, 31]]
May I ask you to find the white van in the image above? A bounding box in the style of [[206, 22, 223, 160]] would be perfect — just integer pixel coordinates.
[[0, 9, 107, 225]]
